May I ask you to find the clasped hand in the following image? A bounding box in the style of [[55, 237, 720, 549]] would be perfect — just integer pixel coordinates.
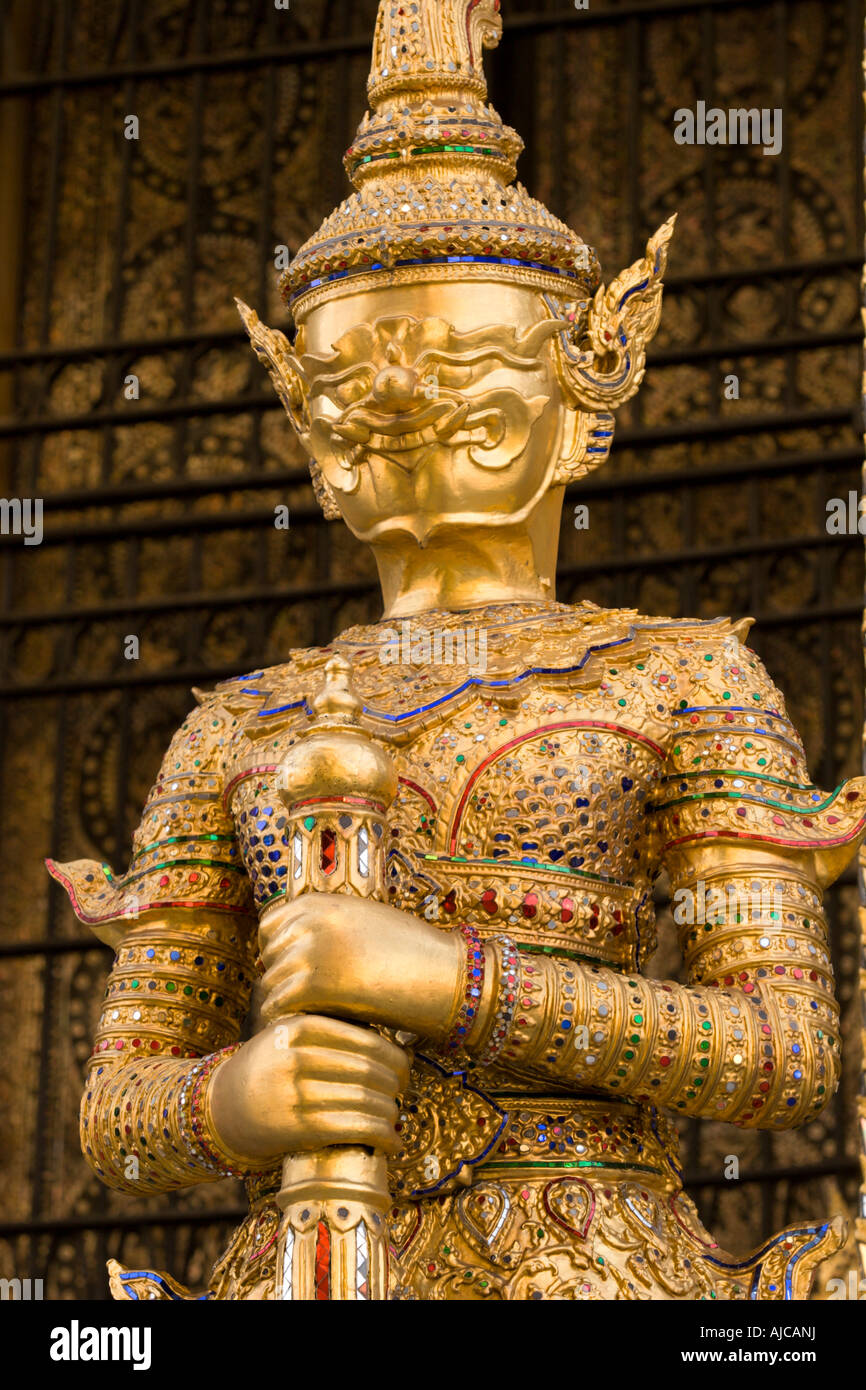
[[258, 892, 463, 1040], [207, 898, 470, 1164]]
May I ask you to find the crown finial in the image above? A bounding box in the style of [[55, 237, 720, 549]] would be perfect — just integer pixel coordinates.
[[368, 0, 502, 105]]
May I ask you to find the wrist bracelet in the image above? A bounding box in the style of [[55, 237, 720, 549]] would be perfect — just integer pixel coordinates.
[[476, 935, 521, 1067], [179, 1044, 265, 1179], [429, 924, 486, 1069]]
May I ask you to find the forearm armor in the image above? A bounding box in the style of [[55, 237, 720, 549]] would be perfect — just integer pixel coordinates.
[[481, 859, 839, 1129], [48, 693, 268, 1194], [80, 913, 263, 1192]]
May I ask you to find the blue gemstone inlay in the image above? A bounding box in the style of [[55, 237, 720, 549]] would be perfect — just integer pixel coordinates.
[[289, 253, 588, 303], [257, 635, 637, 725]]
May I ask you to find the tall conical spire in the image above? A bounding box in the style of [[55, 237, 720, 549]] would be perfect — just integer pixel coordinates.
[[345, 0, 521, 197], [344, 1, 522, 197], [280, 0, 599, 317]]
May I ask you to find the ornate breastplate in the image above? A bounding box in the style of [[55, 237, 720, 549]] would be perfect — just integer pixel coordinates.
[[384, 701, 662, 973], [205, 602, 745, 1199], [221, 603, 710, 976]]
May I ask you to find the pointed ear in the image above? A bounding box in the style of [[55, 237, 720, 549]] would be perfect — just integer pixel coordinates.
[[552, 407, 616, 486], [550, 215, 676, 413], [236, 299, 342, 520], [236, 298, 310, 438]]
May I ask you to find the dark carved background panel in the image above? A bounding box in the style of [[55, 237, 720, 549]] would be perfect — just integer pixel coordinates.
[[0, 0, 862, 1298]]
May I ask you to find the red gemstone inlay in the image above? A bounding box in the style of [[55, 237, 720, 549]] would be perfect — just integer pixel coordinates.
[[315, 1220, 331, 1300], [320, 829, 337, 875]]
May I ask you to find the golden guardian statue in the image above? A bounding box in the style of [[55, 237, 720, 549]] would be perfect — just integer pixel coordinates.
[[47, 0, 866, 1300]]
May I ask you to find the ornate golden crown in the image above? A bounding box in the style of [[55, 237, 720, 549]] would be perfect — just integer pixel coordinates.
[[240, 0, 676, 513], [281, 0, 601, 316]]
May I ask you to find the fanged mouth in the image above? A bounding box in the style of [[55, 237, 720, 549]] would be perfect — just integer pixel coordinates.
[[327, 398, 477, 457]]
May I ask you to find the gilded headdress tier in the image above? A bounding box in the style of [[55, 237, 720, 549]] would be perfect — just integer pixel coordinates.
[[281, 0, 600, 316]]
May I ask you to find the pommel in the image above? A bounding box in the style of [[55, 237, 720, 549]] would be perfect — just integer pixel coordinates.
[[310, 655, 364, 727], [277, 657, 398, 812]]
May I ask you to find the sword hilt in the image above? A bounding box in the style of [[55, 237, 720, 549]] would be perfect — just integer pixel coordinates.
[[268, 654, 399, 1301]]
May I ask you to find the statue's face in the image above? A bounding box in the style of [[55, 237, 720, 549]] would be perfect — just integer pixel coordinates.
[[295, 280, 569, 544]]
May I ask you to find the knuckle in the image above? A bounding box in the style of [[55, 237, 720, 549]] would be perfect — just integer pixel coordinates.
[[294, 1077, 317, 1109], [324, 1112, 393, 1152], [261, 995, 283, 1024], [352, 1058, 377, 1089], [259, 932, 283, 962], [378, 1127, 401, 1156], [285, 1014, 310, 1044]]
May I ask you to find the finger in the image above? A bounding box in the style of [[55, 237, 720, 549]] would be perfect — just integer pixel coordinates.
[[272, 1013, 412, 1081], [260, 893, 332, 938], [260, 943, 314, 995], [260, 978, 317, 1023], [259, 894, 311, 933], [296, 1078, 397, 1114], [355, 1034, 411, 1091], [290, 1045, 408, 1097], [257, 904, 304, 953], [294, 1109, 402, 1156], [295, 1083, 400, 1147], [260, 923, 314, 972]]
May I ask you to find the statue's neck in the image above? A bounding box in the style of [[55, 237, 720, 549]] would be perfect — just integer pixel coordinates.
[[371, 495, 563, 620]]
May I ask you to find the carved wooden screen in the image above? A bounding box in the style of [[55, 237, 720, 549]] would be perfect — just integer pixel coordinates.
[[0, 0, 862, 1298]]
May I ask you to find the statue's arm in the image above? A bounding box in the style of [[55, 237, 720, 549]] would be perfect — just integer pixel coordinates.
[[73, 910, 268, 1192], [464, 638, 866, 1130], [47, 694, 268, 1193], [471, 867, 841, 1130]]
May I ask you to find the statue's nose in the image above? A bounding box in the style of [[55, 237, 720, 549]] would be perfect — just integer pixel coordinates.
[[371, 365, 418, 411]]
